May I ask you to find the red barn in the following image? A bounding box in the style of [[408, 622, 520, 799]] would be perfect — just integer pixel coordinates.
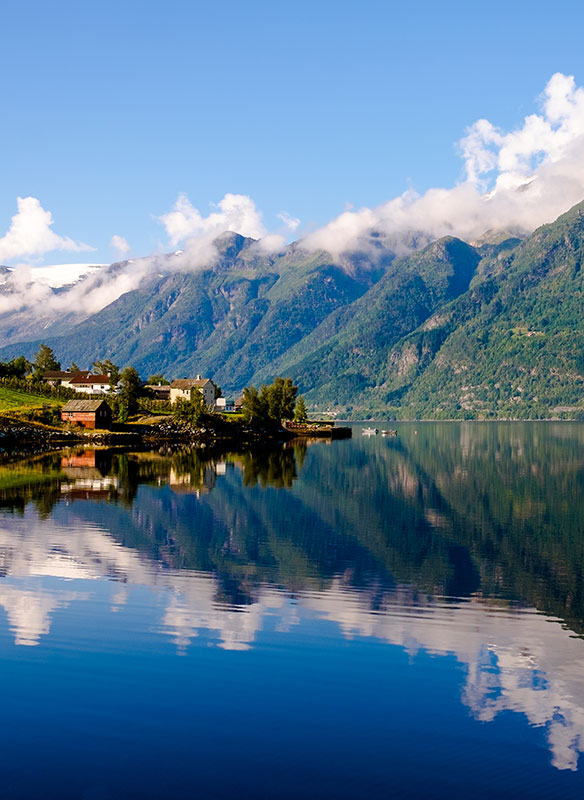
[[61, 399, 112, 430]]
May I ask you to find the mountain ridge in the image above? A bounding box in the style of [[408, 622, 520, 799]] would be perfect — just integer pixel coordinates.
[[2, 201, 584, 418]]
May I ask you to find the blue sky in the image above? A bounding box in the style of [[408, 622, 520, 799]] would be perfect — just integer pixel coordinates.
[[2, 0, 584, 265]]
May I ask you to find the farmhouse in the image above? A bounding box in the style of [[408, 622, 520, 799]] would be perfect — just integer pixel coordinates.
[[42, 370, 84, 388], [170, 377, 216, 408], [61, 399, 112, 429], [69, 373, 112, 395]]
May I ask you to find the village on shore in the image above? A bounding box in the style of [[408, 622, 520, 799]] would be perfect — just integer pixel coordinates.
[[0, 345, 350, 448]]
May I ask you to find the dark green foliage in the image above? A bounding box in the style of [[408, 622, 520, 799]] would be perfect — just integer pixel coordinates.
[[172, 393, 204, 426], [240, 386, 265, 425], [118, 366, 141, 415], [0, 375, 77, 400], [147, 374, 169, 385], [0, 356, 29, 379], [265, 377, 297, 421], [294, 395, 308, 422], [242, 378, 298, 425], [32, 344, 60, 377]]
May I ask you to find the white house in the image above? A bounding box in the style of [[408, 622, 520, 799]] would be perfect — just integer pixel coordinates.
[[42, 371, 83, 388], [170, 377, 216, 408], [68, 373, 113, 395]]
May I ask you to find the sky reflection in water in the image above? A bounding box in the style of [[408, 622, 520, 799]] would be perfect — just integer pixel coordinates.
[[0, 423, 583, 798]]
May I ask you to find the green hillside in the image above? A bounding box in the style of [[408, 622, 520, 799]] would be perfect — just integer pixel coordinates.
[[0, 386, 61, 411], [259, 236, 480, 405], [0, 234, 383, 390], [3, 200, 584, 418], [374, 201, 584, 418]]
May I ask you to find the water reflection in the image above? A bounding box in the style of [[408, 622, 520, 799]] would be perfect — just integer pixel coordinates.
[[0, 425, 584, 774]]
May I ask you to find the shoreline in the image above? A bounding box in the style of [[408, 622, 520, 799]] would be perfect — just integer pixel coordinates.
[[0, 413, 351, 457]]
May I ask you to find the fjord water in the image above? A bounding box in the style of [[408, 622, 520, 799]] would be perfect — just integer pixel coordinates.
[[0, 424, 583, 799]]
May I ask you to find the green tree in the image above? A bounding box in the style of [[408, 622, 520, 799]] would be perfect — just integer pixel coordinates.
[[69, 361, 80, 372], [118, 366, 141, 415], [0, 356, 30, 379], [241, 378, 298, 425], [32, 344, 60, 378], [267, 377, 298, 421], [294, 395, 308, 423], [147, 373, 169, 385], [241, 386, 267, 425], [172, 393, 204, 426]]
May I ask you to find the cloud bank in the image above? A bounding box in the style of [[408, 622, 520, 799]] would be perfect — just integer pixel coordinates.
[[2, 72, 584, 323], [304, 72, 584, 257]]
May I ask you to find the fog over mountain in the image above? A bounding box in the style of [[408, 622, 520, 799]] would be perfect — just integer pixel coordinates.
[[2, 72, 584, 314], [2, 73, 584, 417]]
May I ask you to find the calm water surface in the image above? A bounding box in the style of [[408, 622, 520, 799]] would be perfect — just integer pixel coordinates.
[[0, 422, 583, 799]]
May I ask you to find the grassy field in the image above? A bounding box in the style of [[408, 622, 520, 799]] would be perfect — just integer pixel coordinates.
[[0, 386, 61, 411]]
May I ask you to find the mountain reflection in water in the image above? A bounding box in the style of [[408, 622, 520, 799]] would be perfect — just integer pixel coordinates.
[[0, 423, 583, 785]]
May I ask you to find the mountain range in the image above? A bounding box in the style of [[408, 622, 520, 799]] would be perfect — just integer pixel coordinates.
[[2, 200, 584, 419]]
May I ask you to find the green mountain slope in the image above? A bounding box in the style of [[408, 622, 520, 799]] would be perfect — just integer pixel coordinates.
[[0, 234, 383, 389], [371, 201, 584, 418], [258, 236, 480, 406], [3, 200, 584, 418]]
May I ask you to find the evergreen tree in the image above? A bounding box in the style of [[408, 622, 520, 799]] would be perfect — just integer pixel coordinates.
[[32, 344, 60, 378], [294, 395, 308, 423], [118, 366, 141, 415]]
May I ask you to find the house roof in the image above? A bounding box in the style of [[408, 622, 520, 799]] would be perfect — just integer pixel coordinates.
[[42, 371, 82, 379], [69, 373, 111, 384], [170, 378, 212, 388], [62, 399, 111, 412]]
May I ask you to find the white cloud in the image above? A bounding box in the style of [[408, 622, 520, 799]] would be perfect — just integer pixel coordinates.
[[0, 197, 93, 264], [159, 192, 267, 247], [253, 233, 286, 253], [3, 72, 584, 324], [276, 211, 301, 231], [305, 72, 584, 259], [110, 234, 130, 257]]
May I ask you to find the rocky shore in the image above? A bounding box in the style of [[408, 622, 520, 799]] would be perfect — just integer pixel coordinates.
[[0, 413, 295, 456]]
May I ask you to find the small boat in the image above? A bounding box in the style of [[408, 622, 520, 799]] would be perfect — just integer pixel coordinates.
[[381, 429, 398, 436], [362, 427, 378, 436]]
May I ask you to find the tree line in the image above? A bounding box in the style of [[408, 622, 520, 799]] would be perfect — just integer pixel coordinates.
[[2, 344, 309, 427], [240, 378, 307, 425]]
